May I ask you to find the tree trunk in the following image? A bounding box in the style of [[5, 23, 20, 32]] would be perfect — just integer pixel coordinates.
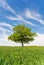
[[22, 42, 23, 47]]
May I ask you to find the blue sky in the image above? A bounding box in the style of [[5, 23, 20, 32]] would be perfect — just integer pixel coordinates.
[[0, 0, 44, 46]]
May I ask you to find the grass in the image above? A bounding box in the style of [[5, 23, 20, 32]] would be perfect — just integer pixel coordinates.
[[0, 46, 44, 65]]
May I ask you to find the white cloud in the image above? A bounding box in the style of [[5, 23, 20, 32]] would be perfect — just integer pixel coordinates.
[[0, 22, 13, 29], [0, 26, 12, 38], [6, 16, 18, 21], [25, 9, 44, 25], [0, 26, 13, 46], [0, 0, 15, 14], [6, 15, 35, 26], [17, 15, 36, 26]]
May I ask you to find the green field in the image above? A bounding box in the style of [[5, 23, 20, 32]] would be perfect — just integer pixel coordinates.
[[0, 46, 44, 65]]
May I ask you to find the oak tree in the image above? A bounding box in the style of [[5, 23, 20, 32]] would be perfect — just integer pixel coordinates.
[[8, 25, 36, 47]]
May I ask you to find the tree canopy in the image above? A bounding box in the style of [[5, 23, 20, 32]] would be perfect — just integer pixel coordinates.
[[8, 24, 37, 47]]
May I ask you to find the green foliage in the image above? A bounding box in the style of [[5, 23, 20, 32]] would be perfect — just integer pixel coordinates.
[[0, 46, 44, 65], [8, 24, 37, 46]]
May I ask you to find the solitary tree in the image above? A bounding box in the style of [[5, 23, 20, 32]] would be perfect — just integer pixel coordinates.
[[8, 24, 37, 47]]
